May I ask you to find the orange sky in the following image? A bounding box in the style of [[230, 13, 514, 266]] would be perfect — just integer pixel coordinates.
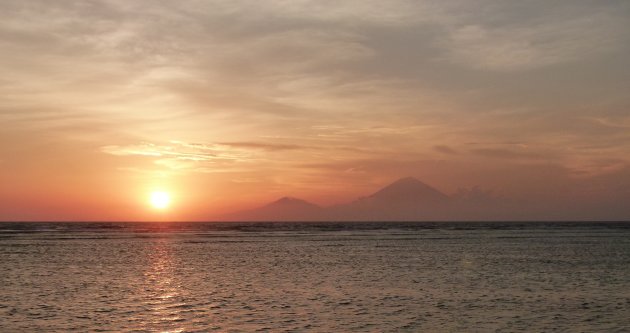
[[1, 1, 629, 221]]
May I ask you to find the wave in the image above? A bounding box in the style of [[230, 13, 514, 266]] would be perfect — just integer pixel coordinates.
[[0, 221, 628, 235]]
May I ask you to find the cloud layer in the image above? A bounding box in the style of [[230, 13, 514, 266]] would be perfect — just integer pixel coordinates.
[[1, 0, 629, 220]]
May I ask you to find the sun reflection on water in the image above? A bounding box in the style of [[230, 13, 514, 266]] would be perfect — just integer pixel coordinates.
[[138, 238, 187, 333]]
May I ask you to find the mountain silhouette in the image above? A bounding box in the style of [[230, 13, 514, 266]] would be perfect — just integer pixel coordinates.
[[220, 176, 623, 221], [224, 196, 324, 221], [225, 177, 459, 221], [366, 177, 451, 204], [329, 177, 452, 220]]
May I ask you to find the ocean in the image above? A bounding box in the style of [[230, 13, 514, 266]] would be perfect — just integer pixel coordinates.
[[1, 222, 629, 332]]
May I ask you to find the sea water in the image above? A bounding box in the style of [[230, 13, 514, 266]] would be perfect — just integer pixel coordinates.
[[1, 222, 629, 332]]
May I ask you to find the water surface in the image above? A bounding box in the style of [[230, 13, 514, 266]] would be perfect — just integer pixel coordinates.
[[1, 222, 629, 332]]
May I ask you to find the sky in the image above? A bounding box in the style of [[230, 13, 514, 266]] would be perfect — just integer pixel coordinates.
[[1, 0, 629, 221]]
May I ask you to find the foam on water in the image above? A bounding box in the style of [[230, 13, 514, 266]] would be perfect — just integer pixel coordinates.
[[1, 222, 629, 332]]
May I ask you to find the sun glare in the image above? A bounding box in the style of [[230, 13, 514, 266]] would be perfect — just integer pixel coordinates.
[[150, 191, 171, 210]]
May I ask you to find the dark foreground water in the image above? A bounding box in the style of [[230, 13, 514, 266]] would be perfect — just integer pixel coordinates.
[[1, 222, 629, 332]]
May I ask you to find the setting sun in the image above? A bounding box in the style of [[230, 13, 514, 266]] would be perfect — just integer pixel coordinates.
[[149, 191, 171, 210]]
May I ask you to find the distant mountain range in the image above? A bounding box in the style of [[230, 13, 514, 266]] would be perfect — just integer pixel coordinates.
[[226, 196, 325, 221], [223, 177, 510, 221]]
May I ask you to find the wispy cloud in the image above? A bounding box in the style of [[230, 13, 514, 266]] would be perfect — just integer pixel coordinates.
[[434, 145, 457, 155], [2, 0, 630, 220], [101, 141, 252, 164], [439, 2, 629, 71], [471, 148, 543, 160], [217, 142, 307, 151], [586, 116, 630, 129]]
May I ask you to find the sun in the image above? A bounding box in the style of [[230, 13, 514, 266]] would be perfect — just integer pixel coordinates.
[[149, 191, 171, 210]]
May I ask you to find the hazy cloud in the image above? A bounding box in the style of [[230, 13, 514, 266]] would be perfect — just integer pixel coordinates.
[[217, 142, 307, 151], [1, 0, 629, 219], [443, 12, 626, 71], [471, 148, 544, 160], [100, 141, 252, 173], [434, 145, 458, 155]]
